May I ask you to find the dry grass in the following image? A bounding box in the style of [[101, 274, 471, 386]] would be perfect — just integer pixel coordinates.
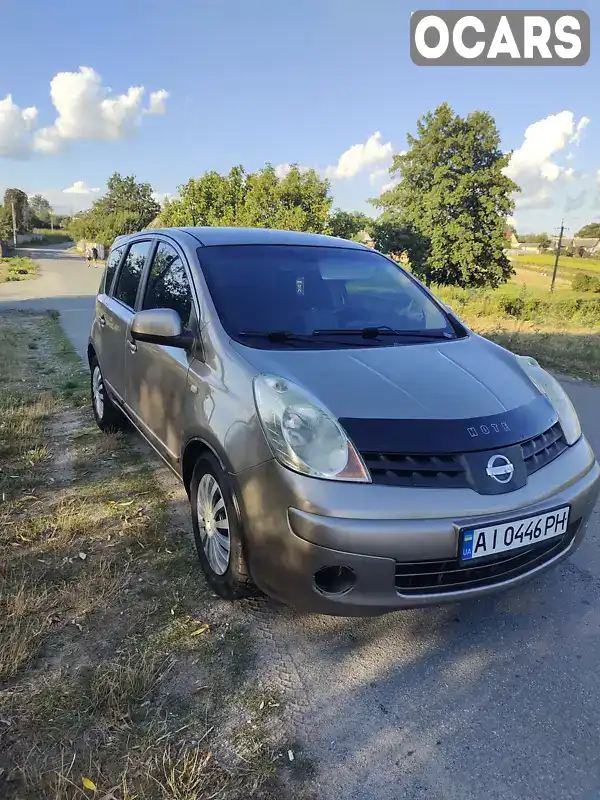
[[0, 310, 289, 800]]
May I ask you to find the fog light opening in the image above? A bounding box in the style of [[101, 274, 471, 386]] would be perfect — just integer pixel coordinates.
[[314, 565, 356, 596]]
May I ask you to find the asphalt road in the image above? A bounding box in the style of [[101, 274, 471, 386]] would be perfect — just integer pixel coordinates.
[[2, 243, 600, 800]]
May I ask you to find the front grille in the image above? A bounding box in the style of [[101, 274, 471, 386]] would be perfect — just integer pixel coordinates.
[[522, 422, 568, 476], [362, 422, 567, 489], [394, 521, 580, 596], [361, 453, 468, 488]]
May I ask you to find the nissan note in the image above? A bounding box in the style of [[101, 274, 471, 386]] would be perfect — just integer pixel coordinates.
[[88, 227, 600, 615]]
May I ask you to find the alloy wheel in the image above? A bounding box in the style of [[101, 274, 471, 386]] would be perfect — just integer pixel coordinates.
[[196, 473, 231, 575]]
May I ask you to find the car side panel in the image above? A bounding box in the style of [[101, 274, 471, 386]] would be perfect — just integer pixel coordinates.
[[182, 320, 272, 475], [94, 294, 131, 402], [126, 337, 193, 465]]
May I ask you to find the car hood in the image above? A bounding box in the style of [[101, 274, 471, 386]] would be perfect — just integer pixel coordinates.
[[231, 334, 542, 420]]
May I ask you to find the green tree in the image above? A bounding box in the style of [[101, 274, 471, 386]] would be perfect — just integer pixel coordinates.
[[159, 164, 332, 233], [373, 103, 518, 288], [328, 209, 373, 240], [370, 212, 429, 273], [67, 173, 161, 248], [29, 194, 53, 227], [96, 173, 160, 223], [575, 223, 600, 238], [517, 232, 551, 245], [3, 189, 31, 233], [0, 205, 13, 241]]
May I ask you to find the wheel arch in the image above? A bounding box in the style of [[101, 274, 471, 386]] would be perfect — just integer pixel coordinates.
[[181, 437, 231, 497], [87, 342, 96, 369]]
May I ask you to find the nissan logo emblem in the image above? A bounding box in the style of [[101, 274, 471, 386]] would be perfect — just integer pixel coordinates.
[[486, 454, 515, 484]]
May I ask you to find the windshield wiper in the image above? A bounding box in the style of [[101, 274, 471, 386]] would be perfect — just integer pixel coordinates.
[[312, 326, 454, 340], [238, 330, 315, 343], [237, 330, 380, 346]]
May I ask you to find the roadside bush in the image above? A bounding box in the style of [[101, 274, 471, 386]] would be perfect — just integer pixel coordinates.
[[571, 272, 600, 293], [436, 285, 600, 328]]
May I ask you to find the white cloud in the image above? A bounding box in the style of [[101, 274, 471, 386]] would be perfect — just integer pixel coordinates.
[[326, 131, 393, 180], [380, 180, 399, 194], [33, 67, 153, 154], [274, 163, 311, 179], [597, 169, 600, 187], [505, 111, 590, 209], [0, 66, 168, 159], [515, 187, 554, 210], [152, 191, 172, 205], [0, 94, 38, 158], [506, 215, 517, 228], [369, 167, 389, 185], [571, 116, 590, 144], [148, 90, 169, 115], [63, 180, 100, 195]]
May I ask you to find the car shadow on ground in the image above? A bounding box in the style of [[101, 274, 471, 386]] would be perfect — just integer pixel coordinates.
[[257, 557, 600, 799]]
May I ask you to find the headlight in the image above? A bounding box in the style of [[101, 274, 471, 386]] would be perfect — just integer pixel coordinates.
[[516, 356, 581, 445], [253, 374, 371, 482]]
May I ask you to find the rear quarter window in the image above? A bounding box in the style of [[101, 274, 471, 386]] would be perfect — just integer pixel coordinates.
[[113, 241, 152, 309], [103, 245, 124, 295]]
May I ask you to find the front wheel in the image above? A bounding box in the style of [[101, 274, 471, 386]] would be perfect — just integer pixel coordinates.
[[90, 357, 127, 432], [190, 454, 258, 600]]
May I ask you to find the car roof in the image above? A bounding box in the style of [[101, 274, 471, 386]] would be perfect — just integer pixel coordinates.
[[118, 227, 369, 250]]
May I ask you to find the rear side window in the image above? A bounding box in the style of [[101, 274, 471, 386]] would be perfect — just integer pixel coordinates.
[[103, 245, 124, 294], [114, 241, 152, 309], [142, 242, 193, 324]]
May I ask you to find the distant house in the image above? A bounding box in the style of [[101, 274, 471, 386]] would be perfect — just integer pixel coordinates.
[[517, 241, 546, 253], [548, 236, 600, 257]]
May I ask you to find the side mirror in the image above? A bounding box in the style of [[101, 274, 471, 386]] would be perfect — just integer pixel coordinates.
[[130, 308, 195, 350]]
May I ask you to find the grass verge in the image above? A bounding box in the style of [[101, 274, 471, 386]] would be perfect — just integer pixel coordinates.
[[0, 310, 288, 799], [434, 284, 600, 382], [0, 256, 38, 283]]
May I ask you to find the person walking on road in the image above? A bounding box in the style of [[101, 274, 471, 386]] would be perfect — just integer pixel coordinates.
[[92, 246, 98, 266], [86, 247, 93, 268]]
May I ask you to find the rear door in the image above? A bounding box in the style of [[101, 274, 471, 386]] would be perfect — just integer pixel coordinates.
[[125, 239, 197, 465], [100, 239, 154, 403], [93, 243, 125, 380]]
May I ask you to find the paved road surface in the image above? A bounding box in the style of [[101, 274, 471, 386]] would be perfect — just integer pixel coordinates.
[[2, 243, 600, 800], [0, 243, 99, 360]]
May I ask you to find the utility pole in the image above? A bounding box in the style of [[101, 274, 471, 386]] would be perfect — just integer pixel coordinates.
[[550, 219, 565, 293], [11, 200, 17, 247]]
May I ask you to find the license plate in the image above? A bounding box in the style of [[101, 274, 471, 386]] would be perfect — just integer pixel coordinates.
[[460, 505, 570, 562]]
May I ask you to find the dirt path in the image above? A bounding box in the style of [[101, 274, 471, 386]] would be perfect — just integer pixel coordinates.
[[3, 248, 600, 799]]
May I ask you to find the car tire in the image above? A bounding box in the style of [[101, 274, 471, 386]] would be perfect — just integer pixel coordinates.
[[90, 357, 127, 433], [190, 453, 258, 600]]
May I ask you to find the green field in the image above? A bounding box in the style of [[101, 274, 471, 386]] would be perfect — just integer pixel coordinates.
[[435, 278, 600, 382], [513, 253, 600, 280]]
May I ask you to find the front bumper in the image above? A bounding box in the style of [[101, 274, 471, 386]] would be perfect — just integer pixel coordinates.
[[235, 436, 600, 615]]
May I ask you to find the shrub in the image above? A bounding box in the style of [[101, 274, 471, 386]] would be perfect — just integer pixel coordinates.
[[572, 272, 600, 292], [435, 284, 600, 328]]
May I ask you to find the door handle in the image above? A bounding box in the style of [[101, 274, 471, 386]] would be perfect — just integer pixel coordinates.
[[99, 314, 106, 326], [127, 340, 137, 353]]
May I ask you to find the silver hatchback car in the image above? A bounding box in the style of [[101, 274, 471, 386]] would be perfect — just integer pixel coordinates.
[[89, 227, 600, 615]]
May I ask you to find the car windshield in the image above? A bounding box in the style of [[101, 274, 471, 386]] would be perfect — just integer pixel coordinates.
[[197, 244, 459, 348]]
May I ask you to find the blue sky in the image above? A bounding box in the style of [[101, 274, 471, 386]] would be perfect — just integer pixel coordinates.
[[1, 0, 599, 235]]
